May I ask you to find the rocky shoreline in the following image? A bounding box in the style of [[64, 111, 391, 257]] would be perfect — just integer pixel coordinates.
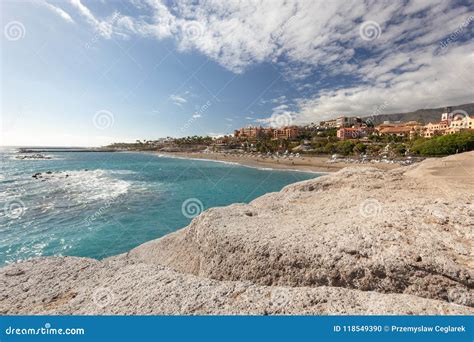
[[1, 152, 473, 315]]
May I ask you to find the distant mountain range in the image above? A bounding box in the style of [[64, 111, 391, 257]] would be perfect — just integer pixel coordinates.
[[361, 103, 474, 125]]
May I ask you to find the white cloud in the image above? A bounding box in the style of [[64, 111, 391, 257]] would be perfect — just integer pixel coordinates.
[[169, 94, 187, 106], [293, 44, 474, 123], [41, 1, 74, 23], [114, 0, 176, 39], [273, 104, 289, 112], [271, 95, 287, 104], [65, 0, 474, 121], [70, 0, 98, 25], [66, 1, 473, 72], [70, 0, 120, 38]]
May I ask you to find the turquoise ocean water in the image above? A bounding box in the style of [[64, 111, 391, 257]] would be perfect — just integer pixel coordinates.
[[0, 149, 319, 266]]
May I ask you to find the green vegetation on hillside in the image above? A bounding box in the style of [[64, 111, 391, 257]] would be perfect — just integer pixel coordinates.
[[313, 131, 474, 157], [410, 131, 474, 156], [106, 131, 474, 158]]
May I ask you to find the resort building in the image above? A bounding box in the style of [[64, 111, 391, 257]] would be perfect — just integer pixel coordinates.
[[423, 107, 453, 138], [318, 116, 362, 129], [318, 119, 338, 128], [423, 121, 449, 138], [273, 126, 300, 140], [376, 121, 422, 139], [423, 108, 473, 138], [233, 125, 300, 140], [337, 127, 372, 140], [446, 115, 474, 134], [234, 126, 273, 139], [336, 116, 362, 128]]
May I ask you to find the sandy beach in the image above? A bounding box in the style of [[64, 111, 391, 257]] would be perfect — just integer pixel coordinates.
[[156, 151, 403, 173]]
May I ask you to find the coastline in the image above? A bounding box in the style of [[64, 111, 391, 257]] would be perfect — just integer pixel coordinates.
[[2, 151, 472, 315], [155, 151, 402, 173]]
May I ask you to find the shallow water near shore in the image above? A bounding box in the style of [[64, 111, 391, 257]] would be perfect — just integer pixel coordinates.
[[0, 149, 319, 265]]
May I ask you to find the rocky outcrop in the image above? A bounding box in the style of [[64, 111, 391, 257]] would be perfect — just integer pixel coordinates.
[[1, 152, 473, 314], [1, 257, 472, 315], [127, 152, 474, 307]]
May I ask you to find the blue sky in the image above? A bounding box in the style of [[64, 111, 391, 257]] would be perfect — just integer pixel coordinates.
[[1, 0, 473, 146]]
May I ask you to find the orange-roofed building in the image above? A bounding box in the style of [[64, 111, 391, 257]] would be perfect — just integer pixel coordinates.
[[376, 122, 422, 139]]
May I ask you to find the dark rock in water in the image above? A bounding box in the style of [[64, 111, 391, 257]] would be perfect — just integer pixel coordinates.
[[32, 171, 72, 180], [16, 153, 52, 160], [84, 169, 89, 171]]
